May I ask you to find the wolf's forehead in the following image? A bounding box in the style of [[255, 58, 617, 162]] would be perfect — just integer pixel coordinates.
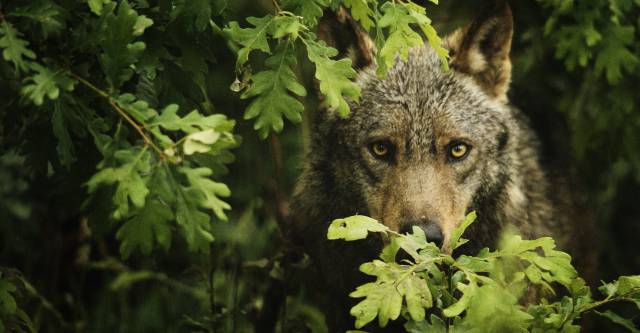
[[357, 72, 485, 128]]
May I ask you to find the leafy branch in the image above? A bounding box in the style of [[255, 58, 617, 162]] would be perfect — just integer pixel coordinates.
[[225, 0, 448, 138], [328, 213, 640, 332], [70, 72, 167, 159]]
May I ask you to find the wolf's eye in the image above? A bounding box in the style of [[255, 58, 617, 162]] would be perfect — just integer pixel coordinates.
[[370, 141, 391, 159], [449, 143, 470, 160]]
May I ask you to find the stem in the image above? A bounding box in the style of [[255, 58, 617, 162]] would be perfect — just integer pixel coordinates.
[[231, 263, 240, 333], [70, 72, 167, 159], [269, 134, 289, 232], [209, 248, 217, 333], [21, 277, 75, 331], [271, 0, 282, 13]]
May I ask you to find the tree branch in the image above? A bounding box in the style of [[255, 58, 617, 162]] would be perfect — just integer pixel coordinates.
[[70, 72, 167, 159]]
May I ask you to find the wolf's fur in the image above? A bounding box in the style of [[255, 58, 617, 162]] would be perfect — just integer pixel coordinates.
[[290, 3, 596, 331]]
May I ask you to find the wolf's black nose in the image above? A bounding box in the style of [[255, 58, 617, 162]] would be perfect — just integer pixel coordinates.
[[400, 221, 444, 248]]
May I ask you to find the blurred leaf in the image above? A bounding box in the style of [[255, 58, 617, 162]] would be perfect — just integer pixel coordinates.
[[0, 21, 36, 72], [20, 64, 76, 106], [9, 1, 67, 37], [110, 271, 156, 291], [51, 102, 76, 168], [594, 25, 639, 84], [87, 147, 152, 219], [179, 167, 231, 221], [98, 0, 153, 87], [281, 0, 331, 26], [0, 278, 17, 316], [116, 198, 173, 258], [376, 2, 424, 75], [344, 0, 375, 30], [595, 310, 640, 333], [88, 0, 113, 15], [448, 211, 476, 250]]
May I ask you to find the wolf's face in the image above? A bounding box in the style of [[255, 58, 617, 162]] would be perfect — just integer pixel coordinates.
[[317, 4, 515, 249]]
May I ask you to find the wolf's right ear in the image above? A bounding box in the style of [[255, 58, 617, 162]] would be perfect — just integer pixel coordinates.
[[444, 1, 513, 102], [317, 8, 375, 69]]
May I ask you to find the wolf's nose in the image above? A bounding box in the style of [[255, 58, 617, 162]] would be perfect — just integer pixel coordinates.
[[399, 221, 444, 248]]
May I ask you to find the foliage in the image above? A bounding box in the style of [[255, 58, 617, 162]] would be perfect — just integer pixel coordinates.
[[328, 213, 640, 332], [532, 0, 640, 210], [0, 0, 639, 332]]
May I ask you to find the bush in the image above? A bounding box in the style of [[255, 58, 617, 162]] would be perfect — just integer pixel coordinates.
[[0, 0, 639, 332], [328, 213, 640, 332]]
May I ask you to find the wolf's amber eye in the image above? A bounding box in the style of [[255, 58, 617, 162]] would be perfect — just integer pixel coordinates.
[[370, 141, 391, 158], [449, 143, 469, 160]]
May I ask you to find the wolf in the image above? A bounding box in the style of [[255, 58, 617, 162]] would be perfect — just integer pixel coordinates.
[[289, 2, 597, 331]]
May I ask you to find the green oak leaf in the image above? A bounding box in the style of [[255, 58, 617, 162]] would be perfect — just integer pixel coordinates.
[[175, 185, 215, 252], [350, 281, 402, 328], [172, 0, 212, 31], [225, 15, 275, 71], [150, 104, 236, 154], [20, 64, 76, 106], [88, 0, 113, 15], [86, 147, 152, 219], [327, 215, 388, 241], [98, 0, 153, 87], [344, 0, 375, 30], [241, 42, 306, 139], [304, 36, 360, 117], [184, 129, 221, 155], [179, 167, 231, 221], [405, 314, 447, 333], [448, 211, 477, 251], [115, 93, 158, 123], [9, 1, 67, 37], [377, 2, 424, 76], [0, 21, 36, 72], [281, 0, 330, 26], [116, 198, 173, 258], [0, 278, 17, 316], [51, 102, 77, 168], [594, 25, 639, 84], [595, 310, 640, 333]]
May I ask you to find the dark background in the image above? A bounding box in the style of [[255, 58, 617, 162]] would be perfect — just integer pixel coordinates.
[[1, 0, 639, 332]]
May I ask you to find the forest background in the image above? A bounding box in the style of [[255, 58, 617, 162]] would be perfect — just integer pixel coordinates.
[[0, 0, 639, 332]]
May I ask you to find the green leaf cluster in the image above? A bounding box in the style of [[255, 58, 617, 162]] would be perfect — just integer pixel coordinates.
[[86, 98, 237, 257], [539, 0, 639, 84], [0, 0, 239, 260], [328, 212, 640, 332], [225, 0, 448, 138], [0, 276, 17, 324]]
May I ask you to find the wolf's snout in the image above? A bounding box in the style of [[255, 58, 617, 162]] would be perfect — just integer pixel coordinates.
[[399, 220, 444, 248]]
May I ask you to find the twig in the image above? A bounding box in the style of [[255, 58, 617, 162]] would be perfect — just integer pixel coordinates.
[[85, 258, 208, 302], [209, 248, 217, 333], [268, 135, 289, 229], [231, 263, 240, 333], [19, 276, 75, 331], [70, 72, 167, 159], [271, 0, 282, 13]]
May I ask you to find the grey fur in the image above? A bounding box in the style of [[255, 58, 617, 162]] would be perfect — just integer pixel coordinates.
[[290, 7, 596, 332]]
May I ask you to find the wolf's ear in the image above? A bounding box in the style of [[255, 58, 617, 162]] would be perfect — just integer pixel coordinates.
[[445, 2, 513, 102], [317, 8, 375, 69]]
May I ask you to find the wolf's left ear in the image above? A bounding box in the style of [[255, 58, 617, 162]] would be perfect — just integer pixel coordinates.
[[445, 1, 513, 102]]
